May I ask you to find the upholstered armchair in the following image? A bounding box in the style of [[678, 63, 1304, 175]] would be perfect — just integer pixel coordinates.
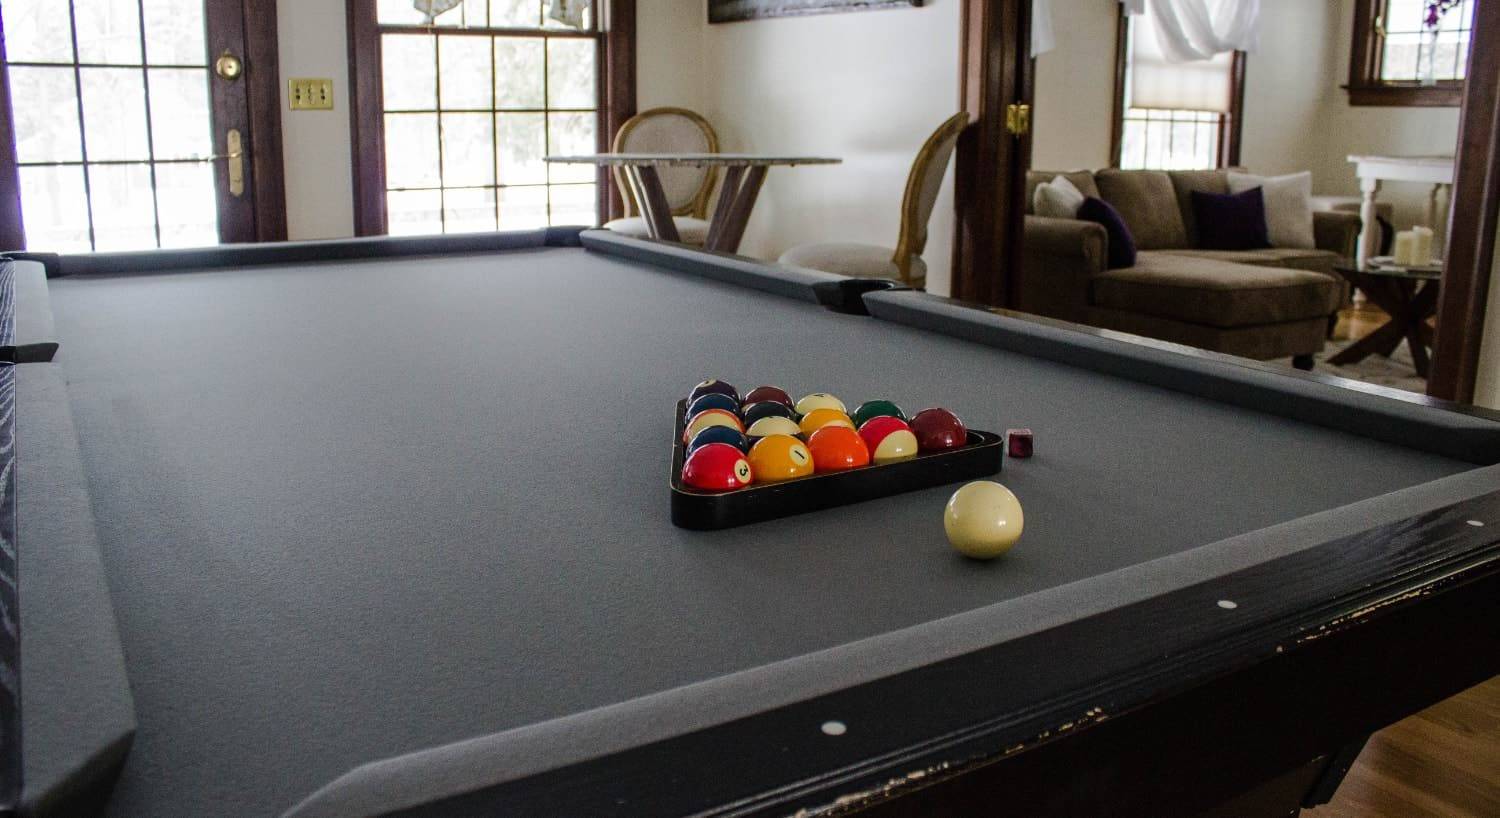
[[777, 112, 968, 289], [604, 108, 719, 247]]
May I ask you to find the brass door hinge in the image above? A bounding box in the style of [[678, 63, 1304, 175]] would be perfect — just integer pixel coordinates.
[[1006, 103, 1031, 136]]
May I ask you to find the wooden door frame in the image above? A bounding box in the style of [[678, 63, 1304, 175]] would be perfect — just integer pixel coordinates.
[[951, 0, 1031, 307], [0, 0, 285, 249], [345, 0, 635, 237], [1430, 0, 1500, 404]]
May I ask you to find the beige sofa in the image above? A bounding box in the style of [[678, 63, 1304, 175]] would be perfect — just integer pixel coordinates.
[[1021, 169, 1361, 367]]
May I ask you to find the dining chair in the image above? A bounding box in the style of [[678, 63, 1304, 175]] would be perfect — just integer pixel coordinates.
[[604, 107, 720, 247], [778, 112, 969, 289]]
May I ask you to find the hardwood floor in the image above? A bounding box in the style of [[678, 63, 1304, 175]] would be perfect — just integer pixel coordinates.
[[1305, 675, 1500, 818]]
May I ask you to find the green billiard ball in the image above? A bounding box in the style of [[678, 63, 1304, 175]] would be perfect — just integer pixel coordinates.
[[851, 399, 906, 428]]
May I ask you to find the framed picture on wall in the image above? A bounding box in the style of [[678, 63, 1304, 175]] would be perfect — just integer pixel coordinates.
[[708, 0, 922, 24]]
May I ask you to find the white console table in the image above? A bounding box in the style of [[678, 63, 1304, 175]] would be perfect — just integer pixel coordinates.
[[1348, 154, 1455, 265]]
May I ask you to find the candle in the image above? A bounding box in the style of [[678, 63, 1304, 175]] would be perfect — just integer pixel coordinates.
[[1393, 231, 1416, 266], [1413, 226, 1434, 265]]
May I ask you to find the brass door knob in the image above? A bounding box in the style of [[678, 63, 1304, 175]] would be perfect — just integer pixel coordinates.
[[215, 50, 243, 81]]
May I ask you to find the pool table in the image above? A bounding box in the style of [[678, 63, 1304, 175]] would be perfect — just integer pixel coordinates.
[[2, 228, 1498, 817]]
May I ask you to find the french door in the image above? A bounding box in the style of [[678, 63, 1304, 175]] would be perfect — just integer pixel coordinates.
[[0, 0, 284, 252]]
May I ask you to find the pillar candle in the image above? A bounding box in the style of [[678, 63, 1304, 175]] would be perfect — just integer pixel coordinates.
[[1393, 231, 1416, 266], [1413, 226, 1434, 265]]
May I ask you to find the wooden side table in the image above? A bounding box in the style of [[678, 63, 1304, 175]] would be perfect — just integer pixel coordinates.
[[544, 153, 841, 254], [1329, 263, 1441, 377]]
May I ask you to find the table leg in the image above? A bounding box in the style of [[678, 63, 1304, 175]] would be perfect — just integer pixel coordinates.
[[1328, 273, 1441, 377], [631, 166, 681, 244], [1356, 177, 1380, 267], [705, 166, 767, 254], [703, 166, 745, 251]]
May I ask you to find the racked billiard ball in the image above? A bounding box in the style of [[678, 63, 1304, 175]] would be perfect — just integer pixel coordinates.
[[686, 393, 739, 419], [858, 416, 919, 464], [807, 426, 870, 472], [747, 434, 814, 483], [688, 379, 739, 406], [687, 425, 750, 456], [944, 481, 1024, 559], [742, 385, 794, 409], [742, 400, 796, 427], [851, 399, 905, 428], [745, 415, 801, 439], [683, 408, 744, 443], [681, 443, 753, 492], [795, 392, 845, 416], [910, 407, 967, 452], [798, 408, 855, 437]]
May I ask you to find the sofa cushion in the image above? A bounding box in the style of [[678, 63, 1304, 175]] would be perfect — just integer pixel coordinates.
[[1094, 169, 1189, 250], [1077, 197, 1137, 268], [1025, 170, 1100, 215], [1091, 251, 1341, 328], [1033, 175, 1086, 218], [1168, 170, 1228, 245], [1191, 187, 1272, 250], [1155, 247, 1342, 275], [1229, 171, 1316, 249]]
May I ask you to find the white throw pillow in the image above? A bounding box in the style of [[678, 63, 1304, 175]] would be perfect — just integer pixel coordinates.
[[1227, 171, 1315, 249], [1033, 175, 1086, 218]]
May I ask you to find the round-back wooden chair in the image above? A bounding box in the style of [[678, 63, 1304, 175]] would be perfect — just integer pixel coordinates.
[[604, 107, 720, 247], [778, 112, 969, 289]]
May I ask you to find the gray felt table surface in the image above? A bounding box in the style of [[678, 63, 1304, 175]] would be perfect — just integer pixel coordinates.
[[43, 246, 1473, 816]]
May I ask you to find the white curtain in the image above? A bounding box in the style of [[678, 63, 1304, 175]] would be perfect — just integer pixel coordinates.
[[1121, 0, 1260, 63]]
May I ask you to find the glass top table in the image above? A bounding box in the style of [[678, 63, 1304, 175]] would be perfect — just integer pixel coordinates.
[[545, 153, 841, 253], [1330, 261, 1442, 377]]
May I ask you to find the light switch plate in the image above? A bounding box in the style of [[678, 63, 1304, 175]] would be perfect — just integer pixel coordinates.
[[288, 78, 334, 110]]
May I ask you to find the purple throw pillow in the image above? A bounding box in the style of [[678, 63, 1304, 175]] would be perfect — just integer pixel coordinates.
[[1191, 187, 1272, 250], [1076, 196, 1137, 269]]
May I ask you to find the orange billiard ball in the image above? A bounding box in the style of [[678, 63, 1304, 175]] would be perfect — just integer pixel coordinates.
[[807, 426, 870, 472]]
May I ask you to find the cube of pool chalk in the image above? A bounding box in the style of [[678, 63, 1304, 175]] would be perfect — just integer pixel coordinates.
[[1007, 429, 1033, 458]]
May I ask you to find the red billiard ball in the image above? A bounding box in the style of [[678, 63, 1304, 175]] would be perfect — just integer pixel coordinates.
[[910, 408, 968, 452], [858, 416, 919, 464], [681, 443, 753, 491], [742, 385, 794, 409]]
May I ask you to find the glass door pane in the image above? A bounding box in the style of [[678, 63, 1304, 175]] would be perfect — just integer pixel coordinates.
[[1, 0, 220, 251]]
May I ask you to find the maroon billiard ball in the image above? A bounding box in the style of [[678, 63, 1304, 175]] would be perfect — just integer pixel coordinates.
[[741, 385, 794, 409], [910, 407, 967, 452], [681, 443, 753, 492]]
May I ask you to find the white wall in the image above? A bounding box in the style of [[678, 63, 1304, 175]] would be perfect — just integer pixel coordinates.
[[277, 0, 354, 239], [698, 1, 963, 293], [1032, 0, 1118, 171]]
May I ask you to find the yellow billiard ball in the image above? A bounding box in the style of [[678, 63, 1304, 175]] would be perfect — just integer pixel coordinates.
[[797, 408, 855, 436], [795, 392, 845, 416], [944, 481, 1024, 559], [747, 434, 814, 483], [746, 415, 801, 438]]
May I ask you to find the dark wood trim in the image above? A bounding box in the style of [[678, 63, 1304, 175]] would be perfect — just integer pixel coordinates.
[[1222, 51, 1246, 167], [1107, 3, 1128, 169], [602, 0, 636, 222], [346, 0, 387, 236], [1346, 0, 1465, 108], [953, 0, 1027, 307], [242, 0, 287, 242], [0, 17, 25, 251], [1430, 0, 1500, 403]]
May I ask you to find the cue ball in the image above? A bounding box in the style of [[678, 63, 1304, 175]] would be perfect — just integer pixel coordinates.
[[944, 481, 1024, 559]]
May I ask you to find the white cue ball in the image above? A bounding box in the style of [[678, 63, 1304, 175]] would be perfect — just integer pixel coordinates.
[[944, 481, 1024, 559]]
